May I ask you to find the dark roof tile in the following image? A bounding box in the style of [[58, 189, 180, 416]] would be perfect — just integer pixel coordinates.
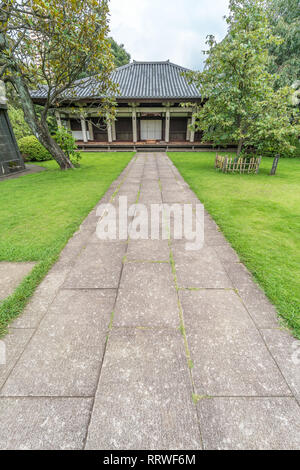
[[31, 61, 200, 101]]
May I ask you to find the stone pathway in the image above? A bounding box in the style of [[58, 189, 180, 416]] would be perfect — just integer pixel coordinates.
[[0, 152, 299, 450], [0, 164, 46, 181]]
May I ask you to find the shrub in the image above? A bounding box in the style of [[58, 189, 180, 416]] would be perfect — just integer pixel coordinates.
[[8, 105, 31, 141], [18, 136, 52, 162], [53, 126, 81, 166]]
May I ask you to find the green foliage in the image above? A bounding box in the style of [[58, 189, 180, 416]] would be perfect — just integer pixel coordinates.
[[53, 127, 81, 166], [77, 37, 130, 78], [1, 0, 117, 169], [188, 0, 300, 156], [267, 0, 300, 88], [109, 37, 131, 67], [8, 104, 31, 141], [18, 136, 52, 162]]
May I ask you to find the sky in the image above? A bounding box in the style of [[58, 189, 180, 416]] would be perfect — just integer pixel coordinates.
[[109, 0, 230, 71]]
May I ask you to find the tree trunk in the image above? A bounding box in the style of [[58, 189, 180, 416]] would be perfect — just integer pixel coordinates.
[[237, 138, 244, 156], [12, 76, 74, 170], [37, 122, 74, 170]]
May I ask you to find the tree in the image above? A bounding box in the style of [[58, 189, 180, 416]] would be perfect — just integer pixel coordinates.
[[0, 0, 117, 169], [109, 37, 130, 67], [267, 0, 300, 88], [187, 0, 299, 156], [77, 37, 130, 78]]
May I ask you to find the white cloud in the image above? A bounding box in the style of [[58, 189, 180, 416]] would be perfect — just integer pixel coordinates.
[[109, 0, 229, 70]]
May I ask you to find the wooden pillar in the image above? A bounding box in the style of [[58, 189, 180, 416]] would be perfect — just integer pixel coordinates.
[[132, 107, 137, 143], [107, 117, 113, 143], [112, 119, 117, 141], [80, 117, 88, 143], [88, 120, 94, 141], [190, 115, 195, 143], [66, 118, 71, 131], [186, 118, 191, 141], [165, 108, 170, 143], [132, 108, 137, 144], [55, 111, 62, 128]]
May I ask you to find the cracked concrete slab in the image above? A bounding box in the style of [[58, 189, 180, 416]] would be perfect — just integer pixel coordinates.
[[197, 397, 300, 450], [172, 242, 232, 288], [213, 244, 240, 264], [114, 263, 179, 328], [180, 289, 290, 396], [11, 270, 69, 329], [226, 262, 279, 328], [126, 240, 170, 262], [0, 398, 92, 450], [85, 329, 202, 450], [261, 328, 300, 401], [63, 242, 126, 289], [0, 328, 34, 389], [2, 290, 115, 397]]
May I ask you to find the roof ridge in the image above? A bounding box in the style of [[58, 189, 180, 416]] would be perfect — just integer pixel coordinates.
[[132, 60, 170, 64], [114, 62, 133, 72], [167, 62, 192, 72], [114, 60, 193, 73]]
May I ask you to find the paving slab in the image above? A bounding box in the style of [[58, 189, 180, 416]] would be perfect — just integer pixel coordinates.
[[141, 172, 157, 179], [164, 206, 204, 242], [0, 262, 36, 301], [204, 212, 219, 231], [114, 263, 179, 328], [197, 397, 300, 450], [126, 240, 170, 262], [85, 329, 202, 450], [261, 328, 300, 401], [50, 242, 85, 272], [0, 328, 34, 389], [172, 242, 232, 289], [63, 242, 126, 289], [139, 193, 162, 204], [139, 189, 162, 198], [204, 229, 229, 246], [159, 180, 182, 192], [124, 177, 141, 185], [226, 262, 279, 328], [118, 183, 140, 193], [180, 289, 290, 396], [213, 244, 240, 264], [162, 190, 196, 204], [79, 209, 99, 231], [158, 171, 176, 179], [66, 228, 92, 247], [141, 179, 160, 188], [2, 290, 115, 397], [12, 270, 69, 329], [0, 398, 92, 450]]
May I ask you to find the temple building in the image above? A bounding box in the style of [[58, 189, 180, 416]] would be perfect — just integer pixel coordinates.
[[32, 61, 205, 150]]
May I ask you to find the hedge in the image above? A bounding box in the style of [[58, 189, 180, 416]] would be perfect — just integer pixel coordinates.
[[18, 136, 52, 162]]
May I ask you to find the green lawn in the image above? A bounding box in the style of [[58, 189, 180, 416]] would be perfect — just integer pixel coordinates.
[[168, 152, 300, 338], [0, 152, 134, 336]]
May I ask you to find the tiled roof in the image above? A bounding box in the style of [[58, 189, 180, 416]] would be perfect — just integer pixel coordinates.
[[31, 61, 200, 101]]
